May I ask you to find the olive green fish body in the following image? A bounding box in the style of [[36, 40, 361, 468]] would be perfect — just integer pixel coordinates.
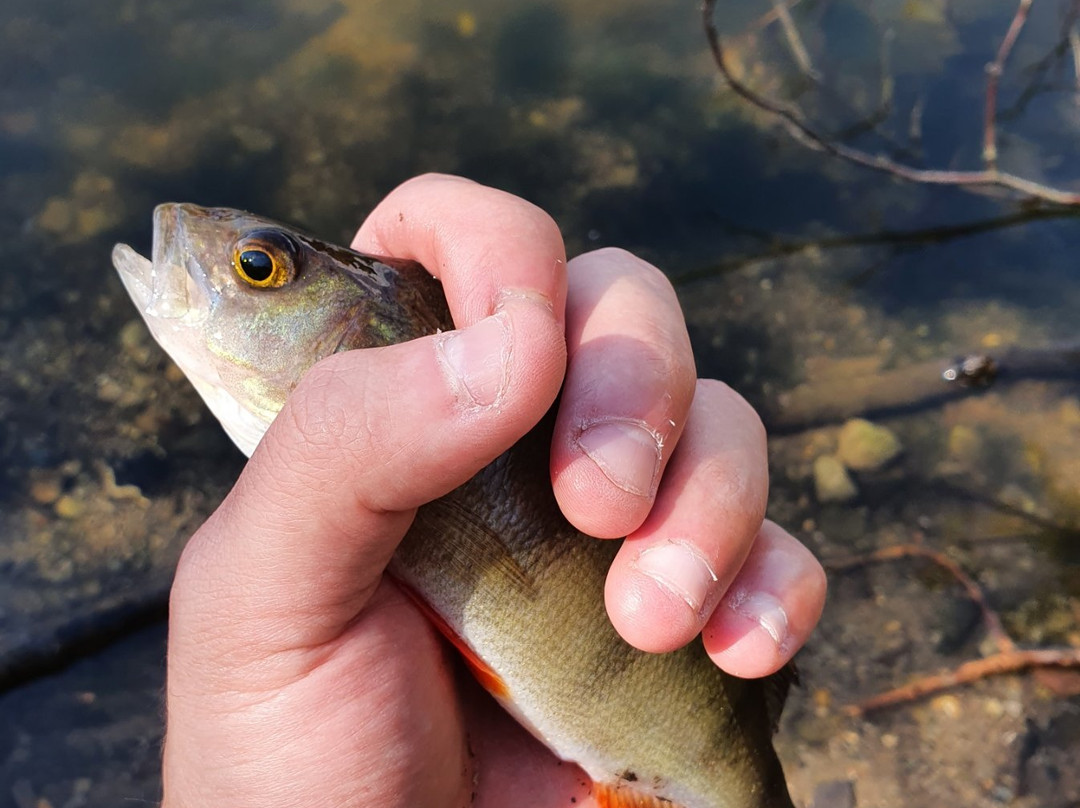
[[113, 204, 795, 808], [399, 426, 793, 808]]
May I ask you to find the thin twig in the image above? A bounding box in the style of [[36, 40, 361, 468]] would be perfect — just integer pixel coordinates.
[[744, 0, 807, 37], [845, 648, 1080, 715], [829, 29, 899, 148], [984, 0, 1034, 166], [701, 0, 1080, 206], [1070, 25, 1080, 93], [828, 537, 1080, 715], [996, 1, 1080, 121], [825, 543, 1016, 653], [670, 205, 1078, 286], [770, 0, 820, 81], [908, 94, 925, 147]]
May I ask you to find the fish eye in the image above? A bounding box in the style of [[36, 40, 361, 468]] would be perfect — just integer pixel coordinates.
[[238, 249, 275, 282], [232, 230, 298, 288]]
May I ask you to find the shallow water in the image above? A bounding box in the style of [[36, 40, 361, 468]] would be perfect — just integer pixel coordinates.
[[1, 0, 1079, 805]]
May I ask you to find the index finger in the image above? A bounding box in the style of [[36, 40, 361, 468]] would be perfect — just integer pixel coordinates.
[[353, 173, 568, 328]]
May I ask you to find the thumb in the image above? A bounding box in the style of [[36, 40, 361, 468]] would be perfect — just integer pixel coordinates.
[[168, 291, 564, 679]]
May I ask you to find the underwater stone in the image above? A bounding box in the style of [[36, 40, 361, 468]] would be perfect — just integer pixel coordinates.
[[813, 454, 858, 503], [837, 418, 902, 471]]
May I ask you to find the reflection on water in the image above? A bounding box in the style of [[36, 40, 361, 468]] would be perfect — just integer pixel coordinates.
[[1, 0, 1079, 805]]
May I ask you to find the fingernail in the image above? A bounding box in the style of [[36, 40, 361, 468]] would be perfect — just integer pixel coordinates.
[[577, 419, 661, 497], [435, 311, 511, 407], [725, 590, 790, 652], [635, 540, 718, 615]]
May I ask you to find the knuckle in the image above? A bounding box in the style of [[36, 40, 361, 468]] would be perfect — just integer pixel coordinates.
[[588, 247, 677, 296], [696, 379, 767, 446], [504, 195, 563, 248], [642, 338, 694, 399], [701, 453, 767, 524], [634, 257, 678, 301]]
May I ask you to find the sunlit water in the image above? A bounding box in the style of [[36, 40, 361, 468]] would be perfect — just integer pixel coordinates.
[[2, 0, 1079, 805]]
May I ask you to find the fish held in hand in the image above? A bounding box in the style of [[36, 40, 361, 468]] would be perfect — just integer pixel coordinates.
[[113, 203, 797, 808]]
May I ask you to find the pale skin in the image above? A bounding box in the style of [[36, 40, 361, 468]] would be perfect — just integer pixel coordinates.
[[163, 174, 827, 807]]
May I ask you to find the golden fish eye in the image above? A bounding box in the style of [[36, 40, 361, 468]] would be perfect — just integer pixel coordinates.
[[232, 230, 297, 288], [237, 249, 275, 283]]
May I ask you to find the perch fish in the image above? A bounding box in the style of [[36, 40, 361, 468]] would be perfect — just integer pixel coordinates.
[[113, 203, 796, 808]]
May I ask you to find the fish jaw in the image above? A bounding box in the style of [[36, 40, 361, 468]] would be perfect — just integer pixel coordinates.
[[112, 207, 274, 457], [113, 204, 456, 458]]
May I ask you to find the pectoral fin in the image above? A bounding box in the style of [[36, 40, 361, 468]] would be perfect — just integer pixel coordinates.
[[402, 498, 534, 596]]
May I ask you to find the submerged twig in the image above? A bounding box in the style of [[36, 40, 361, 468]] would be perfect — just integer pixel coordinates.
[[770, 0, 819, 81], [744, 0, 808, 37], [1070, 25, 1080, 92], [998, 2, 1080, 122], [826, 543, 1015, 653], [984, 0, 1034, 166], [846, 648, 1080, 715], [762, 344, 1080, 433], [701, 0, 1080, 206], [827, 539, 1080, 716], [671, 206, 1079, 286]]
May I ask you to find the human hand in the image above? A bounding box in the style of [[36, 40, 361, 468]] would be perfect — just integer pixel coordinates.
[[162, 174, 826, 807]]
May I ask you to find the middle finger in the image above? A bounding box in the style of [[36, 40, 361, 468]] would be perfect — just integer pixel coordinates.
[[550, 248, 697, 539]]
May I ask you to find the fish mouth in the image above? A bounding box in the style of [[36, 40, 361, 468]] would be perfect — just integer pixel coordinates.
[[113, 204, 273, 457], [112, 203, 226, 380], [111, 241, 155, 314], [112, 203, 214, 325]]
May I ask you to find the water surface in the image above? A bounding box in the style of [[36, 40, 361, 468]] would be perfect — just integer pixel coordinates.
[[2, 1, 1079, 805]]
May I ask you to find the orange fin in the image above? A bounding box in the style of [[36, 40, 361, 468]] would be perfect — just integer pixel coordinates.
[[394, 578, 510, 699], [594, 782, 685, 808]]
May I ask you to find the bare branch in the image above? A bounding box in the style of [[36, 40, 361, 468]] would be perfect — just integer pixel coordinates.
[[744, 0, 807, 37], [1070, 25, 1080, 92], [827, 540, 1080, 715], [770, 0, 820, 81], [984, 0, 1034, 166], [846, 647, 1080, 715], [701, 0, 1080, 207], [825, 543, 1015, 653]]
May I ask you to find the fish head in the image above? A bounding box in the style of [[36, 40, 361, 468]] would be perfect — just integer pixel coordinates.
[[113, 203, 450, 456]]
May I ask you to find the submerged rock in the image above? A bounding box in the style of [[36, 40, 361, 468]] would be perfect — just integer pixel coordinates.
[[837, 419, 902, 471], [814, 454, 858, 503]]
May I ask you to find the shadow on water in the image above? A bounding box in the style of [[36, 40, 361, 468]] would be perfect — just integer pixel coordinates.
[[493, 5, 570, 99], [126, 134, 290, 224], [6, 0, 343, 116], [0, 136, 50, 178]]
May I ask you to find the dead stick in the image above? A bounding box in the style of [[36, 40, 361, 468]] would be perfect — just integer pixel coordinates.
[[846, 648, 1080, 715], [762, 345, 1080, 433], [984, 0, 1034, 166], [1070, 25, 1080, 94], [745, 0, 807, 36], [825, 544, 1016, 653], [701, 0, 1080, 206], [770, 0, 819, 81]]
